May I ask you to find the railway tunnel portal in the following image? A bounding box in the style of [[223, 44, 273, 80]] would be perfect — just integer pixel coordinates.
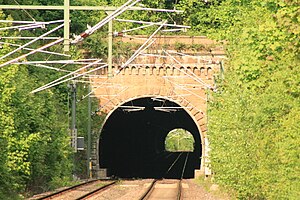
[[99, 97, 202, 179], [91, 36, 225, 178]]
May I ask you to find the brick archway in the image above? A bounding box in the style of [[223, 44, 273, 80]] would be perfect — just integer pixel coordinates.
[[97, 95, 204, 178], [101, 94, 205, 141], [97, 94, 206, 166], [92, 63, 213, 176], [91, 38, 225, 177]]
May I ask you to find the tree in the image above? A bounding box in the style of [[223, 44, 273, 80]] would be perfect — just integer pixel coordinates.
[[205, 0, 300, 198], [0, 7, 74, 197]]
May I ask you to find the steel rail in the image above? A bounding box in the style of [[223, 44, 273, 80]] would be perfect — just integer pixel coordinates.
[[139, 179, 183, 200], [139, 152, 188, 200], [138, 179, 157, 200], [177, 180, 183, 200], [36, 179, 100, 200], [75, 181, 117, 200], [177, 152, 189, 200]]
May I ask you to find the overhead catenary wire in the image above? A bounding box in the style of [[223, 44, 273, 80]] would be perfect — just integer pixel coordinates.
[[115, 19, 190, 29], [77, 76, 110, 102], [79, 30, 211, 103], [120, 23, 154, 34], [0, 38, 64, 68], [28, 64, 72, 73], [0, 36, 61, 40], [31, 63, 108, 93], [168, 50, 220, 63], [83, 21, 189, 103], [0, 23, 65, 61], [138, 51, 212, 89], [31, 60, 103, 92], [72, 0, 141, 44], [89, 0, 140, 33], [8, 1, 192, 100], [0, 41, 70, 57], [117, 39, 156, 73], [116, 20, 167, 74], [161, 28, 185, 32], [97, 86, 129, 111], [139, 52, 216, 64], [31, 59, 103, 93], [0, 19, 63, 24], [128, 7, 183, 13], [140, 53, 168, 58], [15, 59, 104, 65], [47, 65, 108, 102], [13, 0, 36, 22], [0, 23, 43, 31], [0, 20, 64, 31], [77, 77, 126, 103], [163, 50, 214, 90], [163, 78, 207, 101]]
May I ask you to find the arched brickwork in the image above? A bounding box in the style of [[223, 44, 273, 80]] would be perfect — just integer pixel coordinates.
[[91, 51, 225, 177], [98, 94, 206, 167]]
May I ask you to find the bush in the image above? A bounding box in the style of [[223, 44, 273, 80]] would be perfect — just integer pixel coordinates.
[[205, 1, 300, 199]]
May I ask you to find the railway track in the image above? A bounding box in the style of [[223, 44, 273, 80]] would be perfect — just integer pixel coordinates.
[[33, 152, 190, 200], [75, 181, 116, 200], [35, 179, 117, 200], [139, 179, 183, 200], [139, 152, 189, 200]]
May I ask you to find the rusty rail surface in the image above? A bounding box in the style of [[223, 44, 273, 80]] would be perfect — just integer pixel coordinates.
[[36, 179, 115, 200], [138, 179, 158, 200], [139, 179, 182, 200], [75, 181, 117, 200], [36, 179, 99, 200], [177, 179, 183, 200]]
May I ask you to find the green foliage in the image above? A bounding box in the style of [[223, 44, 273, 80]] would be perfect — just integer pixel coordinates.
[[1, 1, 108, 197], [1, 0, 299, 199], [74, 83, 105, 179], [165, 128, 194, 152], [206, 0, 300, 199], [0, 8, 74, 198], [174, 42, 186, 52], [0, 63, 74, 197]]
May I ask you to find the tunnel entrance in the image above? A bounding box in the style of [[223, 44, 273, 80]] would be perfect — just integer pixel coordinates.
[[165, 128, 195, 152], [99, 97, 202, 179]]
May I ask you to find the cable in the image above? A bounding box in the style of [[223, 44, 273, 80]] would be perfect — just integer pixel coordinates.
[[0, 23, 64, 61], [13, 0, 36, 22], [44, 42, 62, 62]]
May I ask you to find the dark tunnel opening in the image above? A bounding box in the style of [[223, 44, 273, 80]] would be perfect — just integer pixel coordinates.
[[99, 97, 202, 179]]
